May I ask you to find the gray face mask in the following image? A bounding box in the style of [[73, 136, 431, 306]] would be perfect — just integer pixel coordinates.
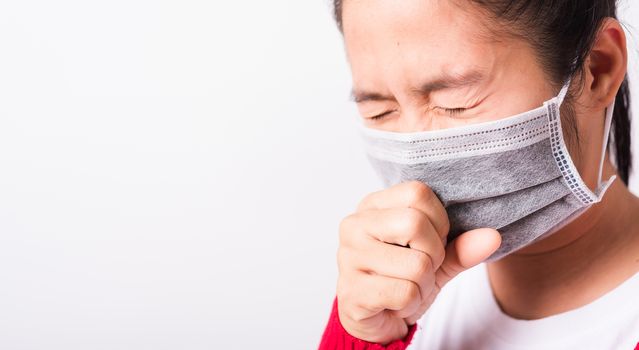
[[358, 80, 616, 262]]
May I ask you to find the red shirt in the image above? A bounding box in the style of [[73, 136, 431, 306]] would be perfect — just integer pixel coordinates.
[[318, 296, 418, 350]]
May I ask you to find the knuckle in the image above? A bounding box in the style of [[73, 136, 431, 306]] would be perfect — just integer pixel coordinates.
[[356, 190, 377, 212], [407, 250, 432, 280], [432, 242, 446, 268], [394, 280, 420, 308], [441, 216, 451, 235], [337, 247, 358, 275], [338, 297, 360, 322], [336, 246, 347, 269], [338, 214, 357, 243], [338, 284, 370, 323], [399, 208, 426, 238], [336, 277, 353, 304], [443, 213, 450, 233], [348, 306, 369, 323], [405, 180, 433, 205]]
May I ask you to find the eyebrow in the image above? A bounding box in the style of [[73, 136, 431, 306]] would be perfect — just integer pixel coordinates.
[[350, 70, 485, 103]]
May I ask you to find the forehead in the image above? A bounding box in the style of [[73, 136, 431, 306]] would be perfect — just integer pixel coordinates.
[[341, 0, 501, 84]]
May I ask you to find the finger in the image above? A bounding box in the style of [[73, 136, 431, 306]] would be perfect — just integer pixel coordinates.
[[356, 180, 450, 240], [341, 207, 445, 267], [403, 284, 439, 325], [435, 228, 501, 290], [347, 271, 423, 320], [349, 236, 441, 302]]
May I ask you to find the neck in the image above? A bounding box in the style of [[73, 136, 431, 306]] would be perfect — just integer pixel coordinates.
[[486, 161, 639, 320]]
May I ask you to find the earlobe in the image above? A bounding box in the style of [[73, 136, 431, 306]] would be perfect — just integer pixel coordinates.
[[585, 18, 628, 109]]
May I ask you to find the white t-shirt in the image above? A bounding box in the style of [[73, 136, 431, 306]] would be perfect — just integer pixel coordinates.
[[407, 262, 639, 350]]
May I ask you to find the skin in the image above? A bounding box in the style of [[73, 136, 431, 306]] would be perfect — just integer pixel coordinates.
[[335, 0, 639, 344]]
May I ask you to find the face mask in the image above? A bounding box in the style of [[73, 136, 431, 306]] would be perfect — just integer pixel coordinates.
[[358, 80, 616, 262]]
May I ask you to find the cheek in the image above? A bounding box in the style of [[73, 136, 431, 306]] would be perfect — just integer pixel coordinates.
[[559, 105, 601, 192], [476, 87, 550, 122]]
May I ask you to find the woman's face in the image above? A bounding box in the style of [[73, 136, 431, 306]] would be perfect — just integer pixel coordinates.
[[341, 0, 627, 255], [342, 0, 557, 133]]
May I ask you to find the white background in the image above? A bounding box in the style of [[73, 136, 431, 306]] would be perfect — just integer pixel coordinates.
[[0, 1, 637, 349]]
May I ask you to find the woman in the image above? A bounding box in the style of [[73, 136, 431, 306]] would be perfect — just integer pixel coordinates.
[[319, 0, 639, 349]]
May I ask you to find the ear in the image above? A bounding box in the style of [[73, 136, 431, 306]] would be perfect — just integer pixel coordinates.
[[583, 18, 628, 109]]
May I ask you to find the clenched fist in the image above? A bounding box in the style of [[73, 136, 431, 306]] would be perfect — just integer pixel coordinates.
[[336, 181, 501, 345]]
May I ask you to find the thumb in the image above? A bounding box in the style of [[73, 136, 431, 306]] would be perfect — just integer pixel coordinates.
[[435, 228, 501, 289]]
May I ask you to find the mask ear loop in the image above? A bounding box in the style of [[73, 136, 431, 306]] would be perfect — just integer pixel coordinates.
[[557, 77, 616, 188], [598, 100, 616, 185], [556, 79, 571, 107]]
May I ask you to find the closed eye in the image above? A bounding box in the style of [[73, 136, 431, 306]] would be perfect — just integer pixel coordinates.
[[369, 110, 395, 121], [440, 107, 468, 117], [369, 106, 471, 121]]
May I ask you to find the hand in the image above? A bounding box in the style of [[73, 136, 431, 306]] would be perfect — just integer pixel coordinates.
[[336, 181, 501, 345]]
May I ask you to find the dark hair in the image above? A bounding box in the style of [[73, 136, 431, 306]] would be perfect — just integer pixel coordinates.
[[332, 0, 633, 184]]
